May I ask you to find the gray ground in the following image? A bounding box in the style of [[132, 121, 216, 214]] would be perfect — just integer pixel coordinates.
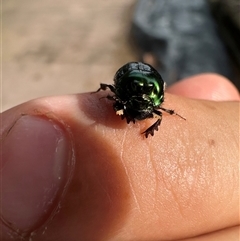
[[2, 0, 136, 111]]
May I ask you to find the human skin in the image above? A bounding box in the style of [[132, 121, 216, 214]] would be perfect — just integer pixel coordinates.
[[0, 74, 239, 241]]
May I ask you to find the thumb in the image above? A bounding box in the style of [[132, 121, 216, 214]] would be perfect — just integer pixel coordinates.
[[1, 108, 75, 240]]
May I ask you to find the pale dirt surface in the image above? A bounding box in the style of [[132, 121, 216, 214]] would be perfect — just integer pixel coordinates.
[[2, 0, 136, 111]]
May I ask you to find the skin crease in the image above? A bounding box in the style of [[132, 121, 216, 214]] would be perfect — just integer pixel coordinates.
[[0, 74, 239, 241]]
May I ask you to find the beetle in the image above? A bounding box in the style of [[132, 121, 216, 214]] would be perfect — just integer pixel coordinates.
[[94, 62, 185, 137]]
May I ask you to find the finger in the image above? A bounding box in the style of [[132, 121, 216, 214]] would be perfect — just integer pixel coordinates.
[[0, 100, 75, 240], [179, 225, 239, 241], [1, 93, 239, 241], [167, 74, 240, 101]]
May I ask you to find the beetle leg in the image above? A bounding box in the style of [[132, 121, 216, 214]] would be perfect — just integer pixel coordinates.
[[94, 83, 116, 93], [116, 110, 136, 124], [125, 116, 135, 124], [113, 101, 124, 112], [116, 106, 135, 124], [118, 111, 135, 124], [142, 118, 162, 138], [159, 107, 186, 120], [142, 110, 162, 138], [113, 101, 131, 122], [105, 95, 116, 101]]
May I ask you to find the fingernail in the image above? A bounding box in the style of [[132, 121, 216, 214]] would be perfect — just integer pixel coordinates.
[[1, 115, 74, 235]]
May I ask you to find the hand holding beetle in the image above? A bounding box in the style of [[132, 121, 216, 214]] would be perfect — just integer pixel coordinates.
[[0, 73, 239, 241]]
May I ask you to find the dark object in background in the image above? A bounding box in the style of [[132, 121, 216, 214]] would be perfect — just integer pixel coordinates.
[[209, 0, 240, 89], [131, 0, 232, 86], [210, 0, 240, 65]]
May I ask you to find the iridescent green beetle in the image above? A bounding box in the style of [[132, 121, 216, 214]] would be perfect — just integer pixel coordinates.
[[95, 62, 185, 137]]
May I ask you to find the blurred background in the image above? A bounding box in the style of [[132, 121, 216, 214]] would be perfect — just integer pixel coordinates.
[[2, 0, 240, 111], [2, 0, 136, 111]]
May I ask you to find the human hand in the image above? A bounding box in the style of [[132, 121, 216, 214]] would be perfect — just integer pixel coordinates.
[[1, 74, 239, 241]]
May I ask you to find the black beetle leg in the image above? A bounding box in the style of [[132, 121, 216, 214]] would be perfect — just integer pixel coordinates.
[[98, 94, 116, 103], [105, 95, 116, 101], [142, 110, 162, 138], [125, 115, 135, 124], [113, 101, 136, 124], [113, 101, 125, 116], [93, 83, 116, 94], [159, 107, 186, 120]]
